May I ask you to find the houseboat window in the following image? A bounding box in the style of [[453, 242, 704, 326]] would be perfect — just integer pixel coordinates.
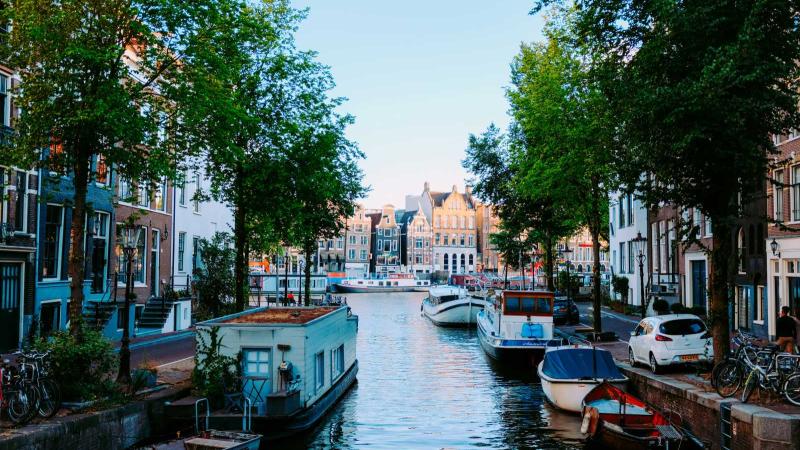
[[505, 297, 520, 311], [332, 344, 345, 380], [521, 297, 535, 313], [536, 298, 552, 314], [315, 351, 325, 391], [504, 296, 552, 314]]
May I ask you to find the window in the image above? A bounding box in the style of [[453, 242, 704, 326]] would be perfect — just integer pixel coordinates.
[[331, 344, 344, 380], [0, 74, 9, 127], [618, 197, 626, 228], [116, 226, 147, 284], [178, 174, 187, 206], [118, 178, 133, 202], [90, 212, 110, 293], [626, 195, 634, 226], [360, 249, 367, 260], [192, 236, 200, 272], [349, 235, 356, 245], [468, 235, 473, 247], [315, 351, 324, 391], [443, 254, 449, 270], [42, 205, 64, 279], [178, 232, 186, 272], [153, 179, 166, 211], [13, 171, 25, 232], [392, 240, 397, 251], [435, 233, 440, 245], [193, 174, 201, 213], [377, 229, 383, 237], [468, 216, 474, 229], [755, 286, 764, 321], [361, 236, 368, 245], [137, 183, 150, 208], [337, 238, 344, 250], [469, 254, 474, 266], [348, 249, 356, 260], [117, 306, 126, 330], [415, 238, 423, 249], [627, 241, 634, 274], [793, 165, 800, 221], [460, 234, 465, 246], [704, 217, 712, 237], [95, 155, 109, 185], [460, 216, 465, 229], [39, 302, 61, 337], [775, 169, 785, 222], [737, 228, 746, 273], [442, 216, 448, 228]]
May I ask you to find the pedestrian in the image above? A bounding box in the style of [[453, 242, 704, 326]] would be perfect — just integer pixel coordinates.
[[287, 292, 295, 305], [776, 306, 796, 353]]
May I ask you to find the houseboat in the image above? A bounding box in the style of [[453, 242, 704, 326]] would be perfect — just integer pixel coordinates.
[[476, 290, 557, 365], [194, 305, 358, 440], [334, 273, 430, 293], [421, 286, 487, 326]]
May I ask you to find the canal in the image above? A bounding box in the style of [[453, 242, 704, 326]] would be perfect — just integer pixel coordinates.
[[284, 292, 585, 449]]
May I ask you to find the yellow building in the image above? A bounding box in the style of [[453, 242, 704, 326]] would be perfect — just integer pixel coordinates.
[[476, 203, 503, 274]]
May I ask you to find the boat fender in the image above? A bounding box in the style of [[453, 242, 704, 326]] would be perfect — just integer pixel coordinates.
[[580, 406, 600, 436]]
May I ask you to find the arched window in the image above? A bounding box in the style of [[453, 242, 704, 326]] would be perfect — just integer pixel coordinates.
[[737, 228, 745, 272], [577, 264, 583, 273], [748, 224, 755, 256], [460, 254, 466, 269], [452, 254, 458, 272], [443, 254, 449, 270], [469, 254, 474, 266], [600, 264, 606, 272]]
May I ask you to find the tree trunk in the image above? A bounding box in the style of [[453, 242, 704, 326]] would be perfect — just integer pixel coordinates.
[[545, 234, 555, 291], [710, 219, 732, 364], [233, 184, 248, 312], [67, 154, 90, 336], [304, 246, 313, 306], [591, 229, 603, 333], [503, 262, 508, 289]]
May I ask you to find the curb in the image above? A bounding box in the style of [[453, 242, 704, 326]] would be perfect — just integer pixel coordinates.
[[115, 329, 195, 352]]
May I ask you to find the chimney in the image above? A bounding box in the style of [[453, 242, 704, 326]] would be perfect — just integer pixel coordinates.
[[423, 181, 430, 192], [452, 184, 458, 193]]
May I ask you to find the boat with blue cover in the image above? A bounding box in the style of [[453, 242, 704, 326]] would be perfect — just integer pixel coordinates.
[[537, 342, 628, 413], [476, 290, 559, 364]]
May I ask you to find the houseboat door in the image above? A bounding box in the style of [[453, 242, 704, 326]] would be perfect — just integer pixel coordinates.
[[0, 263, 22, 351], [242, 348, 272, 410]]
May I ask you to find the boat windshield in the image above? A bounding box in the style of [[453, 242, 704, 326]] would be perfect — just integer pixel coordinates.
[[504, 296, 552, 315], [436, 294, 461, 303]]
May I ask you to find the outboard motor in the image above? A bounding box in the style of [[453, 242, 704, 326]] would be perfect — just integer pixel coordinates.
[[279, 361, 294, 390]]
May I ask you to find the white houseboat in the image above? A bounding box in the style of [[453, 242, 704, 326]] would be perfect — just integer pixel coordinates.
[[335, 273, 430, 293], [476, 290, 557, 365], [194, 305, 358, 439], [421, 286, 487, 326]]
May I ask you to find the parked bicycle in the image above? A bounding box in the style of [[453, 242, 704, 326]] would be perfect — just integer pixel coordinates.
[[712, 331, 760, 396], [738, 344, 800, 405], [15, 350, 61, 419], [0, 359, 38, 425]]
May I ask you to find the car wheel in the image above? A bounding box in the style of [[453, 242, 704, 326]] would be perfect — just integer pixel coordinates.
[[629, 348, 636, 367], [649, 353, 662, 374]]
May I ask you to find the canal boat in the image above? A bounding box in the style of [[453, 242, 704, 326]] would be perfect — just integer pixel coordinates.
[[190, 305, 359, 440], [476, 290, 558, 364], [335, 273, 430, 293], [421, 286, 487, 326], [148, 430, 262, 450], [537, 343, 628, 413], [581, 382, 697, 450]]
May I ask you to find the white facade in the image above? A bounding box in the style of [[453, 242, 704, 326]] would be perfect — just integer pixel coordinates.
[[608, 191, 649, 306], [172, 164, 233, 289], [765, 237, 800, 338]]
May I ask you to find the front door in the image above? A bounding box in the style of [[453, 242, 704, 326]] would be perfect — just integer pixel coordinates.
[[242, 348, 271, 410], [150, 230, 159, 297], [788, 277, 800, 317], [691, 261, 707, 309], [0, 263, 22, 351]]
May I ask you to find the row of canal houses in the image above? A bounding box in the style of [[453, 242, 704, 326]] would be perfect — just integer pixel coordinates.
[[1, 141, 232, 351], [609, 132, 800, 341], [315, 182, 504, 279]]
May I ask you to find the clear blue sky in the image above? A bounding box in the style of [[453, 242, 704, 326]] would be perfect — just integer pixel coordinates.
[[293, 1, 545, 207]]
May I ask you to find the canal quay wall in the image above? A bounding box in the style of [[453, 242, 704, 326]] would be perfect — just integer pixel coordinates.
[[620, 363, 800, 450], [0, 383, 190, 450]]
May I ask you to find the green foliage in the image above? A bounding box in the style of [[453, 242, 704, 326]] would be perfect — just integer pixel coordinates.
[[33, 324, 118, 401], [556, 271, 580, 296], [652, 299, 670, 314], [194, 232, 237, 320], [193, 327, 241, 407], [670, 303, 687, 314], [611, 276, 629, 304]]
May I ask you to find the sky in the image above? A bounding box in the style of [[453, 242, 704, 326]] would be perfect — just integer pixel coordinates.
[[292, 1, 546, 208]]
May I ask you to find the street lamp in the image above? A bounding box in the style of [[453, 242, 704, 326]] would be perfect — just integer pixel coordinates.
[[117, 222, 141, 385], [631, 231, 648, 318], [559, 245, 573, 300], [771, 238, 781, 257]]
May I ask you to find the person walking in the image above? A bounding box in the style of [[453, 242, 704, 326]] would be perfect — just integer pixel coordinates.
[[776, 306, 796, 353]]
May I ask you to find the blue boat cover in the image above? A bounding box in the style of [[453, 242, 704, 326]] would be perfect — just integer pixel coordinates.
[[521, 323, 543, 338], [541, 348, 624, 380]]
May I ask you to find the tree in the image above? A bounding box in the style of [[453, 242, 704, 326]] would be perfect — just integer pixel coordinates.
[[505, 16, 615, 331], [1, 0, 215, 334], [542, 0, 800, 361], [194, 232, 236, 320]]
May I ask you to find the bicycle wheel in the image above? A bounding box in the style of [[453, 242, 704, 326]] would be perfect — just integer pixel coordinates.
[[21, 381, 39, 423], [783, 373, 800, 406], [37, 379, 61, 418], [741, 370, 758, 403], [6, 387, 32, 425], [714, 360, 743, 398]]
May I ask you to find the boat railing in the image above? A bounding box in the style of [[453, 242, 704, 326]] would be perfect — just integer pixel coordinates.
[[195, 397, 210, 433]]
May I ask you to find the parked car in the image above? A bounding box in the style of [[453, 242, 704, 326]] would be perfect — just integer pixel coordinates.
[[553, 296, 580, 325], [628, 314, 712, 373]]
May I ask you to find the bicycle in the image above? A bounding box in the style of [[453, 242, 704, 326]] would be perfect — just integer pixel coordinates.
[[712, 331, 760, 397], [0, 360, 38, 425], [739, 345, 800, 405], [15, 350, 61, 418]]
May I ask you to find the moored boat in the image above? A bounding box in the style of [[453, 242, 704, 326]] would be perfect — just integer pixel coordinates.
[[421, 286, 487, 326], [476, 290, 559, 365], [537, 343, 627, 413], [580, 382, 700, 450], [148, 430, 262, 450], [335, 273, 430, 293]]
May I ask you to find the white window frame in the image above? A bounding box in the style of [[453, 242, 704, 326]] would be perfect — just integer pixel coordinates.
[[774, 169, 785, 222], [792, 164, 800, 223], [42, 204, 65, 280], [315, 351, 324, 392]]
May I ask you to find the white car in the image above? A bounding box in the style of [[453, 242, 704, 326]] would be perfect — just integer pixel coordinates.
[[628, 314, 713, 373]]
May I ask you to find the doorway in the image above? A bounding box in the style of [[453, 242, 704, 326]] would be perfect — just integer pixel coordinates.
[[0, 263, 22, 351], [691, 260, 707, 310]]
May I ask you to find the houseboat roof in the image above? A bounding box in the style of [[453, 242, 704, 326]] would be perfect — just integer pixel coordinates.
[[222, 307, 339, 325]]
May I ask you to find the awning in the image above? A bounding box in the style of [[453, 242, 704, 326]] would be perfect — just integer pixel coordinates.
[[541, 348, 624, 380]]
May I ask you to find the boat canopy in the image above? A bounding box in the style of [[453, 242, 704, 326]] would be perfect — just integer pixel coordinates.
[[541, 348, 624, 380]]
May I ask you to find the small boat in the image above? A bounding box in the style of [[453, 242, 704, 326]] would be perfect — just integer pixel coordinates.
[[476, 290, 558, 364], [581, 382, 696, 450], [148, 430, 261, 450], [421, 286, 487, 326], [335, 273, 430, 293], [538, 343, 628, 413]]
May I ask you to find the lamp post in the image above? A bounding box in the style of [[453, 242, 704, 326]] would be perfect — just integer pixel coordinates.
[[631, 232, 648, 318], [559, 245, 573, 300], [117, 222, 141, 385]]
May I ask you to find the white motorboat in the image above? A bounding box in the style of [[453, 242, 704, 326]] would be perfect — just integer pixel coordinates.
[[537, 344, 628, 413], [335, 273, 430, 293], [421, 286, 487, 326], [476, 290, 558, 364]]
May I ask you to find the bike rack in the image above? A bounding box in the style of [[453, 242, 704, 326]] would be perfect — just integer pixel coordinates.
[[194, 397, 210, 434]]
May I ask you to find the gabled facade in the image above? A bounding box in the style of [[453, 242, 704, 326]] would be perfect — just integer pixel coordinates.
[[608, 191, 649, 308], [415, 182, 477, 275], [400, 208, 433, 275], [476, 203, 502, 274], [368, 204, 401, 275], [343, 205, 371, 278]]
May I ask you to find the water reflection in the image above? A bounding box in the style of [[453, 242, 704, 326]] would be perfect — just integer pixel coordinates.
[[282, 292, 584, 449]]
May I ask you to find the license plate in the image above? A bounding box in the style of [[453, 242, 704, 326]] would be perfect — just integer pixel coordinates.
[[681, 354, 700, 362]]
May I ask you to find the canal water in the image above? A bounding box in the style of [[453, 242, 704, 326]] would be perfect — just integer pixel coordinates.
[[285, 292, 585, 449]]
